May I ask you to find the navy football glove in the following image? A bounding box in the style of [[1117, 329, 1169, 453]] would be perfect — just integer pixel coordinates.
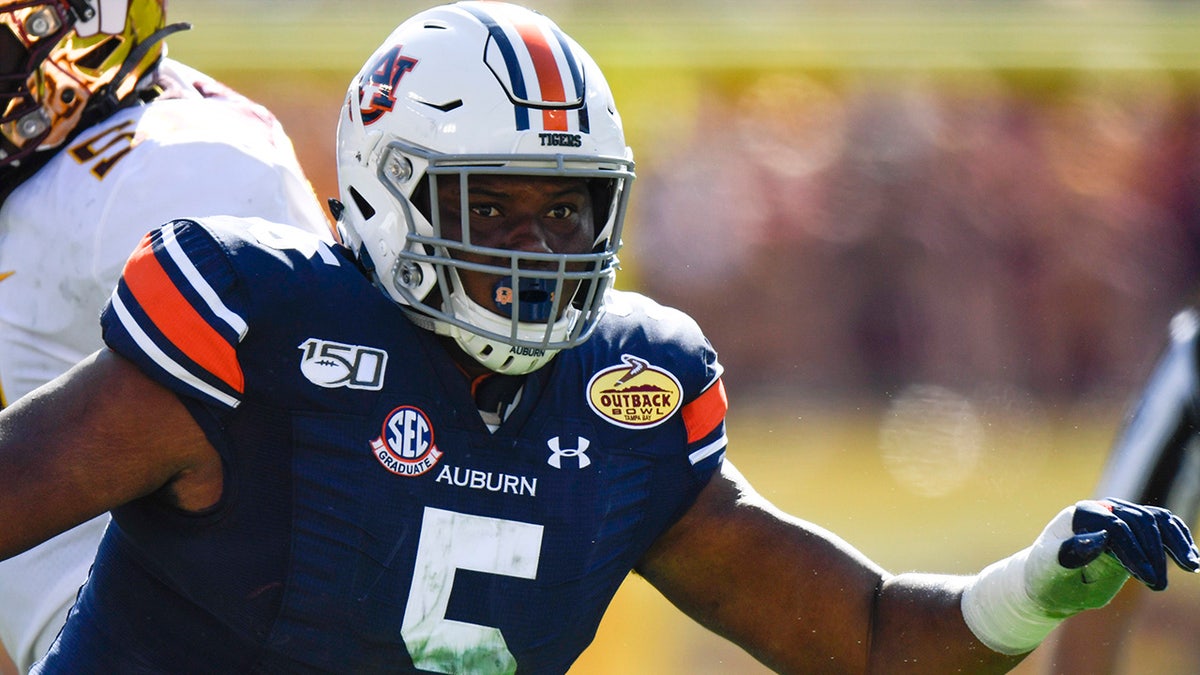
[[1059, 497, 1200, 591]]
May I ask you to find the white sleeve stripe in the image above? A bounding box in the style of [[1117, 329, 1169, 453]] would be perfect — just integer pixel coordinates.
[[111, 291, 240, 408], [688, 433, 727, 466], [161, 224, 249, 339]]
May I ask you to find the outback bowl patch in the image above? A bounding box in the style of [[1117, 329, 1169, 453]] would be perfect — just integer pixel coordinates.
[[586, 354, 682, 429]]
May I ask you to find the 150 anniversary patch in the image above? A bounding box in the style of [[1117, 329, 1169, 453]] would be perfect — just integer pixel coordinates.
[[586, 354, 682, 429]]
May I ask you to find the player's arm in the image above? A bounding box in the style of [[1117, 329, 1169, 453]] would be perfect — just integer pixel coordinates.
[[637, 460, 1015, 673], [637, 460, 1199, 674], [0, 348, 220, 561]]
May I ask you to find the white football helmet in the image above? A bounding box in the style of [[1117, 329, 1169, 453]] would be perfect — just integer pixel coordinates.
[[335, 1, 634, 375]]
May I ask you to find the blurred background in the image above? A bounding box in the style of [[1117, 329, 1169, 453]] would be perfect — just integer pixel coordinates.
[[167, 1, 1200, 672]]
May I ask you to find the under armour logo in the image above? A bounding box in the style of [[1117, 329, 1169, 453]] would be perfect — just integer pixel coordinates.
[[547, 436, 591, 469]]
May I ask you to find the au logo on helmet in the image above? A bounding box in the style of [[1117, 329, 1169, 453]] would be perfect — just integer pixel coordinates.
[[357, 45, 418, 125], [587, 354, 682, 429]]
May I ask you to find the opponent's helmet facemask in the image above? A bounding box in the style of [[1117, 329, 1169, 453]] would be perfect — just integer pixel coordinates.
[[0, 0, 170, 170], [335, 1, 634, 375]]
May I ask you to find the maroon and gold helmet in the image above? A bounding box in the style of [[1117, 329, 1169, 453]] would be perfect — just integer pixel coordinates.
[[0, 0, 167, 169]]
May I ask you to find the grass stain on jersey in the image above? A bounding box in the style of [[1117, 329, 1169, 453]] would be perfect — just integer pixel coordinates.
[[408, 639, 517, 675]]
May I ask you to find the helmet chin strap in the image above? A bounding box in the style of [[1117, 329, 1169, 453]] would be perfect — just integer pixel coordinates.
[[400, 291, 571, 375], [455, 285, 573, 374]]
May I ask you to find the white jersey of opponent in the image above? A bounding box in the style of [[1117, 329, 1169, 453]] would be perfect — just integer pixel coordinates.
[[0, 59, 332, 672]]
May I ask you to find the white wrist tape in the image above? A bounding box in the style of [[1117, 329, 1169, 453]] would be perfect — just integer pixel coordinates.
[[960, 547, 1063, 655], [961, 503, 1131, 655]]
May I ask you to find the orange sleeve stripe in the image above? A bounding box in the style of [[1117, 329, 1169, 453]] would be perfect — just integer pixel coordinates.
[[122, 235, 245, 393], [682, 378, 728, 444]]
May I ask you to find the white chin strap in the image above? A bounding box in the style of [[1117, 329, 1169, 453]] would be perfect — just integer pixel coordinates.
[[433, 291, 578, 375]]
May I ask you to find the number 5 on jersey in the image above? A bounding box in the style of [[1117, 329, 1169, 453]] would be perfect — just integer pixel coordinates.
[[403, 507, 544, 674]]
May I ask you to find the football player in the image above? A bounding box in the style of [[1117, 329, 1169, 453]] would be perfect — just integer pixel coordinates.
[[0, 0, 331, 670], [1048, 308, 1200, 673], [0, 2, 1196, 672]]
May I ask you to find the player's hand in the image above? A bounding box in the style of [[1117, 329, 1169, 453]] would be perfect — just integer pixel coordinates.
[[1027, 498, 1200, 615], [1059, 497, 1200, 589], [963, 498, 1199, 654]]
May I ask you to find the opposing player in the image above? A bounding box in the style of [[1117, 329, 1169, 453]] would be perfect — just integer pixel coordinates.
[[0, 3, 1195, 672], [1048, 308, 1200, 673], [0, 0, 330, 670]]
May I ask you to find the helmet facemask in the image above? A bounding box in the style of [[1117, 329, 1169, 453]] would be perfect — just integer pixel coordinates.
[[370, 141, 632, 374], [0, 0, 80, 166]]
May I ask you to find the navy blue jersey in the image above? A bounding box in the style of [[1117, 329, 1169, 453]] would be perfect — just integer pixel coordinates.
[[38, 216, 727, 674]]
